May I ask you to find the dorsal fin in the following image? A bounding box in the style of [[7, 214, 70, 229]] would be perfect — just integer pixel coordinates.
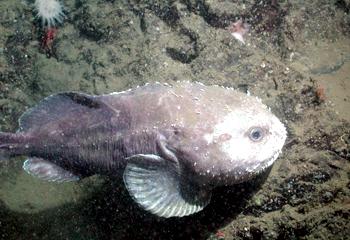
[[18, 92, 110, 132]]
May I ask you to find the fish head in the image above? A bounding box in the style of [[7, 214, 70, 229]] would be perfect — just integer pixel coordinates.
[[198, 97, 287, 186]]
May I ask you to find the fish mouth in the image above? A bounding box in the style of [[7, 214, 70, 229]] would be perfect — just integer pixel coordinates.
[[234, 150, 279, 178], [233, 149, 284, 184], [257, 150, 282, 172], [213, 149, 283, 186]]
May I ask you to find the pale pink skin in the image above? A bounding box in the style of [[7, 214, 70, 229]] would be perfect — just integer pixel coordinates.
[[228, 19, 250, 44], [0, 82, 286, 187]]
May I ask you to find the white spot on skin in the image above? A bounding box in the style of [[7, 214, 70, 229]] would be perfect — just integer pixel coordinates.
[[169, 90, 180, 98]]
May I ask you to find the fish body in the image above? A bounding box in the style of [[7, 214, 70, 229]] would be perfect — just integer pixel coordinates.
[[0, 82, 287, 217]]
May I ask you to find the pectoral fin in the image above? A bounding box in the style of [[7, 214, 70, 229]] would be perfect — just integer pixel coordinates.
[[123, 154, 211, 218], [23, 157, 79, 182]]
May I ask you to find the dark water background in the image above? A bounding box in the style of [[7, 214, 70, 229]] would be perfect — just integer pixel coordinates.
[[0, 0, 349, 239]]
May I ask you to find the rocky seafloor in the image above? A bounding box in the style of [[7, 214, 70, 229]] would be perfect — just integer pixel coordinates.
[[0, 0, 349, 239]]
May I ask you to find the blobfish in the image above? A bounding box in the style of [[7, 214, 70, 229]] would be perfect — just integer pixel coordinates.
[[0, 82, 287, 218]]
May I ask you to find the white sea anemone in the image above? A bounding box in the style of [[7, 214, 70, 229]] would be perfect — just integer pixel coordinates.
[[34, 0, 65, 27]]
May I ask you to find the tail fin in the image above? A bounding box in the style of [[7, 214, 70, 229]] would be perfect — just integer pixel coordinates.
[[0, 149, 10, 161], [0, 132, 21, 161]]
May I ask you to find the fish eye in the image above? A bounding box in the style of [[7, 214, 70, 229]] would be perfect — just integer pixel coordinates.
[[248, 127, 264, 142]]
